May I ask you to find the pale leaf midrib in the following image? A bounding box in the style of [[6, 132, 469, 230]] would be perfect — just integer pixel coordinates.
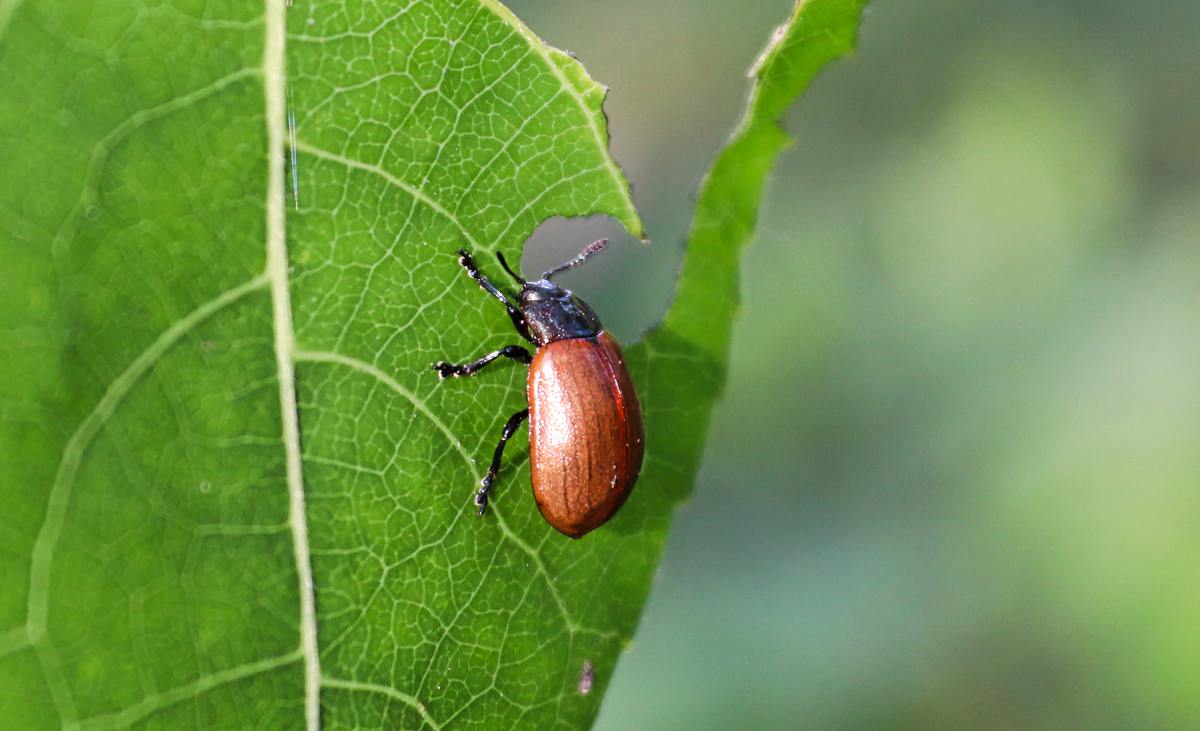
[[262, 1, 320, 729]]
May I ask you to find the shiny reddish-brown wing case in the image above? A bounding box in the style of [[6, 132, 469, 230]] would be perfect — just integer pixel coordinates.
[[526, 331, 644, 538]]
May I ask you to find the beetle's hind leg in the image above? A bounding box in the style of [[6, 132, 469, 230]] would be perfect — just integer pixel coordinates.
[[432, 345, 531, 380], [475, 408, 530, 516]]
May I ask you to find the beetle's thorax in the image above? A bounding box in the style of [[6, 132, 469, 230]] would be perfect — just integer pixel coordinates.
[[519, 279, 602, 346]]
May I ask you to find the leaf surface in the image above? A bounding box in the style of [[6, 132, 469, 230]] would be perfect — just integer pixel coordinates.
[[0, 0, 866, 728]]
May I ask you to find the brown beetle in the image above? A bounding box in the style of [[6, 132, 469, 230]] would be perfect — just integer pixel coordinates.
[[433, 239, 644, 538]]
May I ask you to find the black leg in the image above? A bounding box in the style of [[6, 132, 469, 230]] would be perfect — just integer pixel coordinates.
[[456, 249, 534, 343], [476, 408, 529, 516], [432, 345, 532, 380]]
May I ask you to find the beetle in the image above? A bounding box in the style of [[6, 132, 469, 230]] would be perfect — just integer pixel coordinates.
[[432, 238, 644, 538]]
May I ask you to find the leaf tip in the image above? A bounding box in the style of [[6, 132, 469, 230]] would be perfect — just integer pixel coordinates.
[[482, 0, 645, 246]]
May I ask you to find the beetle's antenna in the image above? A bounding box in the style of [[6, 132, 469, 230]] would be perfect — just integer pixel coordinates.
[[496, 252, 526, 284], [543, 238, 609, 280]]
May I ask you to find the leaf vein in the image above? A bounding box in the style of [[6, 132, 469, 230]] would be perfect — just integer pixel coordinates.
[[71, 651, 303, 731], [262, 2, 321, 728], [26, 274, 270, 644], [321, 676, 442, 731], [294, 139, 483, 250], [50, 66, 261, 260]]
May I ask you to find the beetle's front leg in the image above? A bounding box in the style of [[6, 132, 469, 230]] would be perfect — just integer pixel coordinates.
[[456, 250, 535, 343], [432, 345, 532, 380], [476, 408, 530, 516]]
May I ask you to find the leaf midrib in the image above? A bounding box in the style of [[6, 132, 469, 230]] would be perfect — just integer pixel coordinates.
[[262, 1, 320, 730]]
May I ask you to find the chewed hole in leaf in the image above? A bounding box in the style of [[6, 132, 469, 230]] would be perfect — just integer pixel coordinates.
[[520, 215, 659, 343]]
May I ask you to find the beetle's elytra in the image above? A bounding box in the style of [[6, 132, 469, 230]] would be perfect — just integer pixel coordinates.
[[432, 239, 644, 538]]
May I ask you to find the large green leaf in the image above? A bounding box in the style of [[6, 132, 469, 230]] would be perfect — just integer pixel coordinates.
[[0, 0, 866, 728]]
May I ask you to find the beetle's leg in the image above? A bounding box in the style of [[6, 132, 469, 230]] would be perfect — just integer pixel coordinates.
[[432, 345, 532, 380], [475, 408, 530, 516], [456, 249, 535, 344]]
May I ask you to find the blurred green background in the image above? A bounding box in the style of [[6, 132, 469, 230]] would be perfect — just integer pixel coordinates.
[[510, 1, 1200, 729]]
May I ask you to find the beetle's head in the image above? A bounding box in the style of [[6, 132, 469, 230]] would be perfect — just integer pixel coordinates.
[[517, 278, 601, 345], [495, 239, 610, 345], [496, 240, 609, 340]]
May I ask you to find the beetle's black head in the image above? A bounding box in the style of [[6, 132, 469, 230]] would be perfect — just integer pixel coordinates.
[[518, 279, 602, 346], [497, 239, 612, 346]]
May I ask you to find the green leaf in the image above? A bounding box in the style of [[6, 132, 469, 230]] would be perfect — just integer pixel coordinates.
[[0, 0, 866, 729]]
